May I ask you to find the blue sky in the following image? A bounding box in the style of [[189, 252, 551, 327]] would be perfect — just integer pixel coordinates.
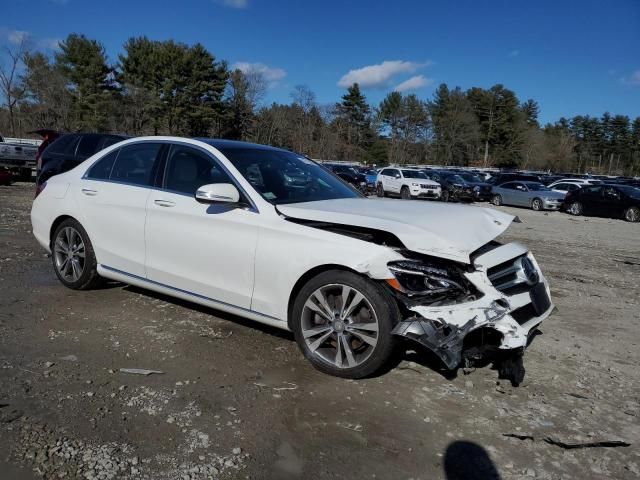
[[2, 0, 639, 124]]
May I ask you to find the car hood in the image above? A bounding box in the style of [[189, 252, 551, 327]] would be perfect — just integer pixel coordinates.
[[278, 198, 515, 263]]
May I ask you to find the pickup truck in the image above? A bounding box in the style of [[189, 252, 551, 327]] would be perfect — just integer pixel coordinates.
[[0, 134, 39, 181]]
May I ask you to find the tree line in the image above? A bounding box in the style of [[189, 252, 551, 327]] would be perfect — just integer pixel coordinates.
[[1, 33, 639, 175]]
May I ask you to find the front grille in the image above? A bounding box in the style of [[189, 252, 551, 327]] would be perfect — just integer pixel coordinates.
[[487, 254, 537, 293], [420, 184, 434, 189]]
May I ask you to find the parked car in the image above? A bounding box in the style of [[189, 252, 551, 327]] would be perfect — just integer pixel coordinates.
[[564, 184, 640, 222], [361, 168, 379, 191], [491, 181, 565, 211], [426, 171, 491, 202], [376, 167, 441, 200], [547, 180, 584, 195], [31, 137, 554, 385], [37, 133, 128, 188], [324, 164, 367, 192], [0, 166, 14, 185], [550, 178, 603, 186], [0, 135, 38, 181]]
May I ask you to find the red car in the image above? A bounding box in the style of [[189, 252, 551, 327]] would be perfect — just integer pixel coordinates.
[[0, 167, 14, 186]]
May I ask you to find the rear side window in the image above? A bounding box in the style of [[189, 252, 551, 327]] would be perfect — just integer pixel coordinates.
[[46, 135, 78, 155], [86, 150, 119, 180], [110, 143, 161, 186], [76, 136, 102, 157], [164, 145, 231, 195]]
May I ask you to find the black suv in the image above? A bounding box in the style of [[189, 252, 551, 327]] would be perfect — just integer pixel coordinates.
[[37, 133, 128, 187], [324, 164, 367, 192]]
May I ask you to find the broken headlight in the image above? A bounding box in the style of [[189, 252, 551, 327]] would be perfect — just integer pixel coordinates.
[[386, 259, 475, 300]]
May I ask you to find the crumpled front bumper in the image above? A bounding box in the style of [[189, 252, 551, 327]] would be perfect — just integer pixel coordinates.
[[391, 242, 553, 370]]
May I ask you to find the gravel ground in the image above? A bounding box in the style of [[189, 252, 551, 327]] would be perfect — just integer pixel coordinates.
[[0, 182, 638, 479]]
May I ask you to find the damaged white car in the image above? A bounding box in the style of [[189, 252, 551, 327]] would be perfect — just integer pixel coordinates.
[[31, 137, 554, 385]]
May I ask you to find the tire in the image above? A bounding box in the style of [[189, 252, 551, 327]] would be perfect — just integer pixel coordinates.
[[491, 194, 502, 206], [291, 270, 400, 379], [531, 198, 543, 211], [567, 201, 582, 216], [624, 206, 640, 222], [442, 190, 450, 202], [51, 218, 103, 290], [400, 186, 411, 200], [376, 183, 385, 197]]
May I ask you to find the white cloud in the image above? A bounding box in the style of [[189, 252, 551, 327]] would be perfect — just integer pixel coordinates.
[[337, 60, 430, 89], [215, 0, 248, 8], [393, 75, 433, 92], [7, 29, 29, 45], [621, 69, 640, 86], [508, 49, 520, 57], [232, 61, 286, 86]]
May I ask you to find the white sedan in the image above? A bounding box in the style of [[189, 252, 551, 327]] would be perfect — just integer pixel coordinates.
[[31, 137, 554, 384]]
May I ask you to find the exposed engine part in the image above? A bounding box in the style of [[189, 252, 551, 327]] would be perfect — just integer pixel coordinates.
[[283, 217, 405, 248]]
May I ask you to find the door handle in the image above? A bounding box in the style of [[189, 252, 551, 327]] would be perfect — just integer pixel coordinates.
[[81, 188, 98, 196], [154, 199, 175, 208]]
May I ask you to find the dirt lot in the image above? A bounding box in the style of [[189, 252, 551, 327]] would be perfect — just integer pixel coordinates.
[[1, 182, 638, 480]]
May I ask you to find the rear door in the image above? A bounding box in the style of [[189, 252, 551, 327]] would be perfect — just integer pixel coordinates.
[[579, 186, 603, 215], [77, 142, 163, 277]]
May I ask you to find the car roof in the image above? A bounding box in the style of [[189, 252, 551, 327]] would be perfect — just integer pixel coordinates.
[[195, 138, 288, 153]]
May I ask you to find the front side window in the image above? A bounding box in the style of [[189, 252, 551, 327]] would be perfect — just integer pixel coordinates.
[[219, 147, 361, 205], [110, 143, 161, 186], [86, 150, 119, 180], [164, 145, 231, 195]]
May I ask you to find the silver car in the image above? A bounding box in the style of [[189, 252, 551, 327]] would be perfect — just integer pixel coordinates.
[[491, 181, 565, 211]]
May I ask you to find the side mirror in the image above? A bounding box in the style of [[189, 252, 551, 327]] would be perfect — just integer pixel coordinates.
[[195, 183, 240, 204]]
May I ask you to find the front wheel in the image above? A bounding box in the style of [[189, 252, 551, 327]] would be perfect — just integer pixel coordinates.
[[491, 194, 502, 206], [291, 270, 399, 379], [442, 190, 450, 202], [567, 201, 582, 216], [52, 218, 103, 290], [624, 206, 640, 222], [400, 186, 411, 200], [531, 198, 543, 211], [376, 183, 385, 197]]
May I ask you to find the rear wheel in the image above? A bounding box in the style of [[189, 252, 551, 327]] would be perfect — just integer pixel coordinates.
[[624, 206, 640, 222], [52, 219, 103, 290], [567, 201, 583, 216], [291, 270, 399, 379], [531, 198, 543, 211], [491, 194, 502, 206], [400, 186, 411, 200]]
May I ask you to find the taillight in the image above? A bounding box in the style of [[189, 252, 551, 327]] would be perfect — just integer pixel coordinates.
[[35, 181, 47, 198]]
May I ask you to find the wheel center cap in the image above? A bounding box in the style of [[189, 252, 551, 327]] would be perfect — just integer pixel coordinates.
[[333, 320, 345, 333]]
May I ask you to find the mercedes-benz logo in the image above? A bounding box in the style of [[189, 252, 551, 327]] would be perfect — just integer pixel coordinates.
[[520, 257, 539, 286]]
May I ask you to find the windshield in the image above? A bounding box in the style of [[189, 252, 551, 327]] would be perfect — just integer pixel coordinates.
[[402, 170, 428, 179], [526, 183, 551, 191], [219, 147, 362, 205]]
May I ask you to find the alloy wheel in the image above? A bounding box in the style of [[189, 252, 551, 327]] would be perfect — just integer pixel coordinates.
[[625, 207, 639, 222], [300, 284, 379, 369], [53, 226, 86, 282], [568, 202, 582, 216], [532, 199, 542, 211]]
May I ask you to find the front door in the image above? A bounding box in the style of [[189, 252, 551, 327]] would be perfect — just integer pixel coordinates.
[[144, 143, 259, 309]]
